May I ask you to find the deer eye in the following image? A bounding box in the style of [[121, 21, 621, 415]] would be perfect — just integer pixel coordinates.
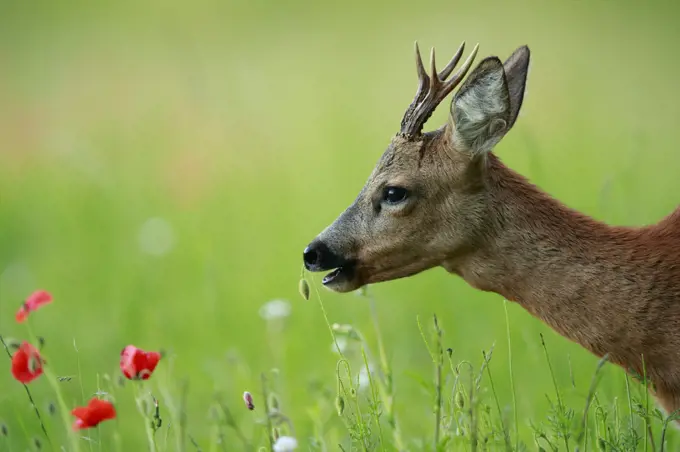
[[381, 186, 409, 205]]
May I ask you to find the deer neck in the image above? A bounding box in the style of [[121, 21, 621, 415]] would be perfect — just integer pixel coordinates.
[[444, 154, 648, 363]]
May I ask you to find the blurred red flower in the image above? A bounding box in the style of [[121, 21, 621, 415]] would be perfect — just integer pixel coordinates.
[[120, 345, 161, 380], [72, 398, 116, 430], [15, 290, 53, 323], [11, 341, 44, 384]]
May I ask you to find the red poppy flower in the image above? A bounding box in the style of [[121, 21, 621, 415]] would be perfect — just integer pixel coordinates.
[[15, 290, 53, 323], [71, 398, 116, 430], [120, 345, 161, 380], [11, 341, 44, 384]]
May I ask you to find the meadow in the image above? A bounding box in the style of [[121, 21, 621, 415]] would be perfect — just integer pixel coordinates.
[[1, 0, 680, 450]]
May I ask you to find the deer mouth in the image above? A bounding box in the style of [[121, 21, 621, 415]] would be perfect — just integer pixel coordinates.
[[321, 261, 358, 292]]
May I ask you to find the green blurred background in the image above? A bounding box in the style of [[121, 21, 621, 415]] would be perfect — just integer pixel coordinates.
[[1, 0, 679, 450]]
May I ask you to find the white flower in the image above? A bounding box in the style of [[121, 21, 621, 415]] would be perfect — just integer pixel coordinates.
[[137, 217, 176, 256], [259, 299, 291, 321], [273, 436, 298, 452], [357, 363, 376, 390], [331, 336, 348, 354]]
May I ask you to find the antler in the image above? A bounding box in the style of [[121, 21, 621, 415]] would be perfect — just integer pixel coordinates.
[[399, 41, 479, 139]]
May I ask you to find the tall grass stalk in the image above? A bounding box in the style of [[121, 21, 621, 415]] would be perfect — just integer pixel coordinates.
[[260, 373, 274, 452], [575, 353, 609, 449], [368, 294, 405, 450], [503, 300, 519, 451], [360, 346, 385, 451], [482, 349, 511, 451], [540, 333, 570, 452], [433, 315, 443, 450], [417, 314, 444, 449], [641, 355, 655, 452]]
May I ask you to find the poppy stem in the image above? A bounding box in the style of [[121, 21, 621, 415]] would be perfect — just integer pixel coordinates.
[[133, 381, 158, 452], [0, 334, 52, 449]]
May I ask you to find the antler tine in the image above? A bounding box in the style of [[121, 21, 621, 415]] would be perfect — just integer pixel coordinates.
[[399, 42, 431, 137], [438, 42, 465, 81], [413, 42, 429, 99], [441, 43, 479, 97], [400, 41, 480, 139], [429, 47, 442, 91]]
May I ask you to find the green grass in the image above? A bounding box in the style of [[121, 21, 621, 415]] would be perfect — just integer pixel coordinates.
[[1, 0, 680, 450]]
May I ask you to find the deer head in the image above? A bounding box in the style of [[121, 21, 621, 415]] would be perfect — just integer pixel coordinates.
[[302, 42, 531, 293]]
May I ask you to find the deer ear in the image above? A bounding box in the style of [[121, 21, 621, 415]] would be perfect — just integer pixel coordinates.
[[503, 45, 530, 128], [450, 56, 511, 156]]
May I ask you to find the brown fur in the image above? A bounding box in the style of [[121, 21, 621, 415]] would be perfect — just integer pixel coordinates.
[[453, 153, 680, 415], [303, 43, 680, 415]]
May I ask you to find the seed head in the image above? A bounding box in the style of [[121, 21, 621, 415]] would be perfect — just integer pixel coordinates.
[[0, 423, 7, 437], [33, 437, 42, 450], [298, 278, 310, 301], [47, 402, 56, 416], [243, 391, 255, 410]]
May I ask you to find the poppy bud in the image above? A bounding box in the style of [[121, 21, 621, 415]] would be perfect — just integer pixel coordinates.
[[455, 392, 465, 409], [331, 323, 360, 340], [298, 278, 310, 300], [335, 395, 345, 416], [243, 391, 254, 410]]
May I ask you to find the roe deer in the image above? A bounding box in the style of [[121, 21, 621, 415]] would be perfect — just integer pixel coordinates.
[[302, 41, 680, 416]]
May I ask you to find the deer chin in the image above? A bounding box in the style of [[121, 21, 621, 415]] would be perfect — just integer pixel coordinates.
[[321, 261, 360, 293], [361, 260, 437, 286]]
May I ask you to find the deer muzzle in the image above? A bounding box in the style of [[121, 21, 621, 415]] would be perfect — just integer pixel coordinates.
[[303, 239, 358, 292]]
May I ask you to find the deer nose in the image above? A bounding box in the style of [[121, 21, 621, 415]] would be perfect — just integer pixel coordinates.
[[303, 240, 346, 272]]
